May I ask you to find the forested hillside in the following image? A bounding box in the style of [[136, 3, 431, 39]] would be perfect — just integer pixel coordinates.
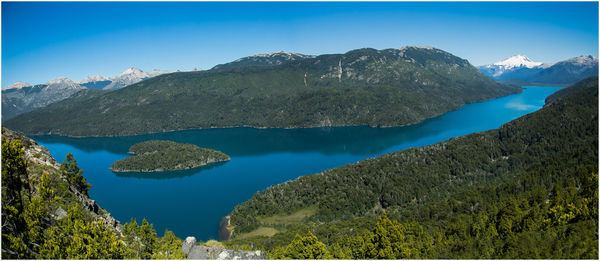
[[225, 77, 599, 259], [5, 47, 519, 137]]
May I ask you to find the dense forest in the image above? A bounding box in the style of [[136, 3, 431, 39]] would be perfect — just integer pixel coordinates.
[[225, 77, 599, 258], [110, 140, 230, 172], [1, 128, 185, 259], [5, 47, 520, 136]]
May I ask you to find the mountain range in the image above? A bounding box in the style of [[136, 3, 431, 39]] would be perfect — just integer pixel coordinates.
[[1, 68, 175, 120], [478, 54, 598, 85], [79, 68, 177, 90], [4, 46, 520, 137]]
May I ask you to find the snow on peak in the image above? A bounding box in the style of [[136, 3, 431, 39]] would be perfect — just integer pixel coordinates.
[[252, 51, 294, 58], [5, 82, 32, 90], [47, 77, 75, 85], [120, 67, 144, 76], [79, 75, 108, 84], [564, 55, 598, 66], [493, 54, 542, 69]]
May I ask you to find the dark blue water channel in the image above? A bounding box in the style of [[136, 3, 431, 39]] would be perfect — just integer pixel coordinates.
[[32, 86, 563, 241]]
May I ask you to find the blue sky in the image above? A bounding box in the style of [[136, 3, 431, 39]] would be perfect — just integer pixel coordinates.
[[2, 1, 598, 88]]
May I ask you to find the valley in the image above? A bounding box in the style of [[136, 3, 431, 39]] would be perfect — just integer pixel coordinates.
[[30, 85, 562, 242]]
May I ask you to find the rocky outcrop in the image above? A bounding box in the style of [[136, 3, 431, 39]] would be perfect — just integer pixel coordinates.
[[1, 127, 122, 232], [181, 237, 266, 260]]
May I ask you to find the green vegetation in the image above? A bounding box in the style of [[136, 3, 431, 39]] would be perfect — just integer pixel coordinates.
[[225, 77, 599, 258], [110, 140, 230, 172], [236, 227, 280, 240], [1, 129, 184, 259], [257, 207, 317, 226], [5, 47, 520, 136]]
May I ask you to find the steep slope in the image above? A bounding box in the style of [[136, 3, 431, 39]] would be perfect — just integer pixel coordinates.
[[226, 77, 598, 258], [5, 47, 520, 137], [1, 78, 86, 120]]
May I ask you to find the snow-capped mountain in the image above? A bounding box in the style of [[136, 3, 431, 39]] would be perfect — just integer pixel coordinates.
[[2, 78, 87, 120], [79, 75, 109, 83], [493, 54, 542, 69], [102, 68, 176, 90], [479, 55, 546, 78], [2, 67, 178, 120], [212, 51, 315, 69], [478, 54, 598, 85], [76, 68, 176, 90]]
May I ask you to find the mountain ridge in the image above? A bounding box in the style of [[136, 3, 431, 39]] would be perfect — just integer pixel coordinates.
[[5, 46, 521, 137], [478, 54, 598, 85]]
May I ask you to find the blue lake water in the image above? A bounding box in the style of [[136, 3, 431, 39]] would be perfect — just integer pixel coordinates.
[[32, 86, 563, 241]]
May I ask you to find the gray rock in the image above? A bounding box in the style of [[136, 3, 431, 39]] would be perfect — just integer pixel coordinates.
[[182, 236, 197, 256], [54, 207, 67, 220], [185, 245, 266, 260]]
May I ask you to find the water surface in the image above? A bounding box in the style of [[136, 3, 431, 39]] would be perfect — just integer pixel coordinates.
[[33, 86, 563, 241]]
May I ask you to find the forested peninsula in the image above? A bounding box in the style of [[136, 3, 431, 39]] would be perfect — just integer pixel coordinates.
[[223, 77, 599, 259], [110, 140, 230, 172]]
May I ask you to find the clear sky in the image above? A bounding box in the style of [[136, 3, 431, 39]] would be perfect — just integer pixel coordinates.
[[2, 1, 598, 88]]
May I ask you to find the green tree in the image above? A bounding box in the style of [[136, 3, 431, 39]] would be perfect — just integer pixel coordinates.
[[140, 218, 157, 259], [363, 212, 411, 259], [1, 137, 30, 259], [151, 229, 185, 259], [271, 231, 331, 259], [60, 153, 90, 196]]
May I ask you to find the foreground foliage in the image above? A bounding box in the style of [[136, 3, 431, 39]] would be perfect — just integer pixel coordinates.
[[1, 131, 184, 259], [227, 77, 599, 259], [110, 140, 230, 172]]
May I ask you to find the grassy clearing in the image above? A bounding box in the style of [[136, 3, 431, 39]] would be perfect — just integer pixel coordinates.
[[235, 227, 279, 240], [257, 207, 317, 226]]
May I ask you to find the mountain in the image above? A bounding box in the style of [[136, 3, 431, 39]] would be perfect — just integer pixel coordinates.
[[212, 51, 316, 69], [78, 75, 111, 90], [1, 78, 86, 120], [5, 47, 521, 137], [101, 68, 176, 90], [226, 77, 598, 258], [529, 55, 599, 84], [478, 55, 598, 85], [2, 68, 176, 120]]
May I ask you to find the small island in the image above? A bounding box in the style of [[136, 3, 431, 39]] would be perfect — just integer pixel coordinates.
[[110, 140, 230, 172]]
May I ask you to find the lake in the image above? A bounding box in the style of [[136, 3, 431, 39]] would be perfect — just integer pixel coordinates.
[[32, 86, 563, 241]]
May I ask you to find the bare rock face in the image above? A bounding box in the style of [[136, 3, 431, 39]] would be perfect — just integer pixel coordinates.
[[54, 207, 68, 220], [181, 237, 266, 260], [182, 237, 197, 256]]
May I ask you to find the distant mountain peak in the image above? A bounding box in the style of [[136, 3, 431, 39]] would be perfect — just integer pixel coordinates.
[[492, 54, 542, 69], [5, 82, 32, 90], [399, 46, 437, 51], [250, 51, 312, 58], [79, 75, 109, 84], [120, 67, 144, 76], [47, 77, 76, 85], [564, 55, 598, 65]]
